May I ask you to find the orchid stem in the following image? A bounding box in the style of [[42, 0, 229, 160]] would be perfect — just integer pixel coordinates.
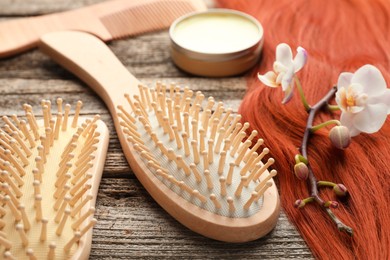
[[327, 104, 341, 111], [311, 120, 341, 132], [295, 76, 311, 111], [317, 181, 336, 187], [300, 86, 353, 236]]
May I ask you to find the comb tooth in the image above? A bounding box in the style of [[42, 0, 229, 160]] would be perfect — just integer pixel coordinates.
[[18, 204, 30, 231], [255, 169, 277, 192], [48, 243, 56, 260], [56, 209, 71, 236], [56, 161, 71, 178], [55, 196, 71, 223], [61, 104, 71, 131], [235, 140, 252, 166], [117, 105, 136, 125], [11, 131, 31, 157], [16, 224, 29, 247], [253, 158, 275, 181], [255, 182, 273, 201], [183, 98, 191, 114], [71, 194, 93, 218], [138, 85, 147, 111], [243, 138, 264, 163], [173, 92, 180, 109], [64, 232, 81, 252], [214, 128, 225, 154], [210, 194, 221, 209], [218, 151, 227, 176], [19, 120, 35, 148], [40, 219, 48, 242], [69, 184, 91, 207], [190, 91, 201, 115]]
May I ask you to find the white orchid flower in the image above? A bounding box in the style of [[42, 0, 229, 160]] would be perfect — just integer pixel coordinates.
[[258, 43, 307, 103], [335, 64, 390, 137]]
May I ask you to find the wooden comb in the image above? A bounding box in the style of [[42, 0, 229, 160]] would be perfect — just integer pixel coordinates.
[[0, 0, 207, 58], [39, 31, 280, 243], [0, 100, 109, 259]]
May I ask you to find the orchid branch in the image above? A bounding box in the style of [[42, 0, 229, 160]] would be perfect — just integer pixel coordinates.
[[300, 86, 353, 236]]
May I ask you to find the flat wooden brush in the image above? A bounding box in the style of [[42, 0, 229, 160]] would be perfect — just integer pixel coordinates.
[[0, 99, 109, 259], [0, 0, 207, 58], [39, 31, 280, 243]]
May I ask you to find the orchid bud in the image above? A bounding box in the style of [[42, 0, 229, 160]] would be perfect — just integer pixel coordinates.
[[294, 199, 305, 208], [329, 125, 351, 149], [333, 183, 348, 197], [324, 201, 339, 208], [294, 162, 309, 181]]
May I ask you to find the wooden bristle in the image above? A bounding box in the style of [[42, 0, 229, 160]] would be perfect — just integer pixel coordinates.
[[0, 99, 102, 258], [119, 85, 276, 218]]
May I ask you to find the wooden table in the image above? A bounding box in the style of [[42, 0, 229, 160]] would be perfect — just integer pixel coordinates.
[[0, 0, 312, 258]]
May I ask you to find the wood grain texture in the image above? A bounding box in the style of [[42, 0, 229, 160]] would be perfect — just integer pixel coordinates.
[[0, 0, 313, 258]]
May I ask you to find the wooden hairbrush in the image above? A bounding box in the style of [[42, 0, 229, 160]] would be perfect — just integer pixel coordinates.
[[0, 100, 109, 258], [39, 31, 280, 243]]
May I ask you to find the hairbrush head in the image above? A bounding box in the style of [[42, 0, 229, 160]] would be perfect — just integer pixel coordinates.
[[0, 99, 109, 259]]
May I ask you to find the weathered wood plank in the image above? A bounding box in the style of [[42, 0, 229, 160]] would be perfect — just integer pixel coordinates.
[[91, 178, 313, 259]]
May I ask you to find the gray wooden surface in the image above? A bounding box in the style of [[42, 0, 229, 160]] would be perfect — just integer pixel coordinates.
[[0, 0, 313, 258]]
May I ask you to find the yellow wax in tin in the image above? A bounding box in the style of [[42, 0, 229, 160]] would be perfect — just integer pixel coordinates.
[[172, 12, 261, 54]]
